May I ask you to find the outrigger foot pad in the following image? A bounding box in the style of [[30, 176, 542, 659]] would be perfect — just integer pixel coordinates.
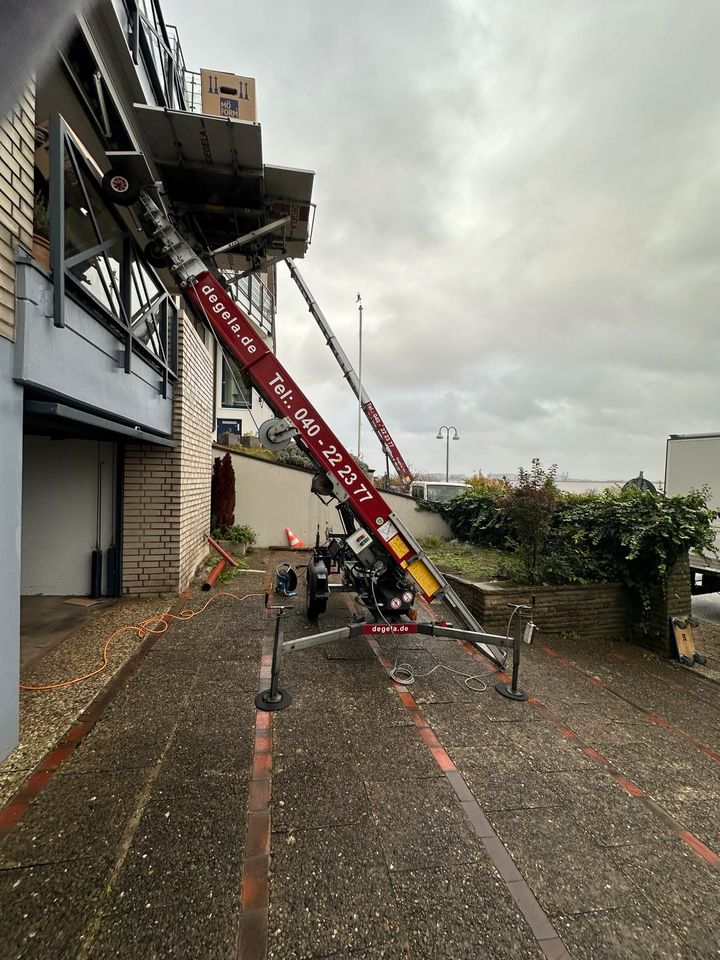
[[255, 688, 293, 712], [495, 680, 529, 702]]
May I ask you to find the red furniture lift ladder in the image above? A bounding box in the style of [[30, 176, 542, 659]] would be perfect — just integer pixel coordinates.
[[135, 191, 506, 668]]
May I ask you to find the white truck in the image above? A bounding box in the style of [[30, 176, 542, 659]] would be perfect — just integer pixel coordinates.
[[409, 481, 470, 503], [665, 433, 720, 592]]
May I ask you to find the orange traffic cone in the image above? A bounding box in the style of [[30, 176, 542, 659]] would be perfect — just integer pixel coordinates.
[[285, 527, 305, 549]]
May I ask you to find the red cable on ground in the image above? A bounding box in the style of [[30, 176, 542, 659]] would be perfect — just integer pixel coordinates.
[[20, 591, 265, 692]]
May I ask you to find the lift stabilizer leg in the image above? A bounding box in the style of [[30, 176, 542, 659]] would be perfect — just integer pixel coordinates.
[[256, 606, 293, 712]]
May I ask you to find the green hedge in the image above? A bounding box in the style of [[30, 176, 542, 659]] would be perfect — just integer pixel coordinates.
[[428, 483, 717, 593]]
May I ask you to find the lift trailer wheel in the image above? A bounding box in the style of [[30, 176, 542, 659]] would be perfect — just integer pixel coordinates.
[[101, 170, 140, 206], [144, 239, 169, 268]]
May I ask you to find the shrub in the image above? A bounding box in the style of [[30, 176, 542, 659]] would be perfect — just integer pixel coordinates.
[[426, 458, 718, 597], [441, 493, 510, 548], [502, 460, 559, 583], [465, 472, 510, 496], [554, 487, 717, 595]]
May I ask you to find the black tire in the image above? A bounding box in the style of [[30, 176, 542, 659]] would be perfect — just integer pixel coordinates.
[[101, 170, 140, 206], [306, 564, 328, 621], [144, 239, 168, 269], [307, 594, 328, 621]]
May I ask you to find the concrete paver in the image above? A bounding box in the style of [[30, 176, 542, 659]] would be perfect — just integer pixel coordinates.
[[1, 550, 720, 959]]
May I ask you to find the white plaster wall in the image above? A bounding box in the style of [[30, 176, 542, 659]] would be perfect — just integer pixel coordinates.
[[383, 490, 453, 541], [22, 437, 115, 595], [225, 448, 452, 546]]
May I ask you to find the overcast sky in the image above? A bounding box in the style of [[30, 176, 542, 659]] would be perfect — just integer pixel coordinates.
[[166, 0, 720, 482]]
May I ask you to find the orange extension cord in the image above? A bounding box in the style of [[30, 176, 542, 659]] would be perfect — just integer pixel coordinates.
[[20, 591, 265, 692]]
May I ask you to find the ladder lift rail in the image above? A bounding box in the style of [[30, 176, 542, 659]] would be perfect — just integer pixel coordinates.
[[285, 259, 413, 485], [137, 192, 505, 667]]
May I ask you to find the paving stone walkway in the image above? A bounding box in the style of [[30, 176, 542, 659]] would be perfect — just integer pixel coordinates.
[[1, 550, 719, 959]]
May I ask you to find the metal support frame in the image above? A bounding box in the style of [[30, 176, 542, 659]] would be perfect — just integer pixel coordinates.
[[234, 252, 288, 281], [49, 113, 65, 328], [494, 604, 535, 701], [285, 259, 413, 484], [258, 619, 528, 713], [211, 216, 290, 256], [116, 188, 514, 676]]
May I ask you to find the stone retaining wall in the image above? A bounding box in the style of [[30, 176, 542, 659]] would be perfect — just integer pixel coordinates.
[[446, 552, 692, 653], [446, 576, 632, 643], [632, 555, 691, 655]]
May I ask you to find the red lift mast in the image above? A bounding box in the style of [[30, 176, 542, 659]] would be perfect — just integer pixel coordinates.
[[133, 191, 505, 666]]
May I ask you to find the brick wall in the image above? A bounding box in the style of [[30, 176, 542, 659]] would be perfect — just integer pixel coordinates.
[[446, 576, 632, 644], [446, 555, 691, 654], [122, 315, 213, 594], [176, 317, 214, 587], [631, 554, 691, 655], [0, 86, 35, 341]]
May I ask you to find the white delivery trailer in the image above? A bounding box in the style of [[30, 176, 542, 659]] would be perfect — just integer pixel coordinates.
[[665, 433, 720, 592]]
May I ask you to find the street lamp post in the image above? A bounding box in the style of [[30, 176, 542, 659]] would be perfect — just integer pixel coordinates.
[[356, 292, 362, 460], [436, 425, 459, 482]]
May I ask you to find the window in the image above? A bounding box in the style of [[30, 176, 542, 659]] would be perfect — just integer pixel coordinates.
[[221, 354, 252, 408], [45, 115, 178, 390]]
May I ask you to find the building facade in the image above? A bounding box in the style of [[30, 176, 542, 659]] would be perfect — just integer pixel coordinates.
[[0, 0, 313, 761]]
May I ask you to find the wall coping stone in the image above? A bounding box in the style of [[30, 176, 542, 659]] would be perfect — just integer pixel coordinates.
[[445, 574, 624, 594]]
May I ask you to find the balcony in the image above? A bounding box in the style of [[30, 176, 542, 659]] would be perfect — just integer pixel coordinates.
[[17, 113, 177, 440], [223, 272, 275, 342], [111, 0, 188, 112]]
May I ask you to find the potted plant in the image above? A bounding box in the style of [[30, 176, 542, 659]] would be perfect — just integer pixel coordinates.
[[32, 191, 50, 271], [232, 524, 257, 556], [212, 523, 257, 557]]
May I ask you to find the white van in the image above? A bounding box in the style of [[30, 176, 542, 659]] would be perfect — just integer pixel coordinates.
[[409, 481, 470, 503]]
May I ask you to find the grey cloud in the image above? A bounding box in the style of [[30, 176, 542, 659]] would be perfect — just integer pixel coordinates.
[[167, 0, 720, 479]]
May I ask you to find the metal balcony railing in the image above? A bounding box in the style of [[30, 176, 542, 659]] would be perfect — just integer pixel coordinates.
[[222, 271, 275, 341], [182, 69, 202, 114], [44, 114, 178, 394], [122, 1, 188, 111]]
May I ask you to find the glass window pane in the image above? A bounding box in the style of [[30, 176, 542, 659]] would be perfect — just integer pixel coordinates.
[[63, 148, 124, 259], [63, 154, 97, 259], [79, 161, 126, 248], [67, 241, 123, 317], [222, 354, 252, 408]]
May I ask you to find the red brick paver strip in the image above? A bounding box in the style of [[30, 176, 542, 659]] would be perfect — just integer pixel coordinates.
[[363, 631, 572, 960], [237, 610, 275, 960], [540, 643, 720, 764]]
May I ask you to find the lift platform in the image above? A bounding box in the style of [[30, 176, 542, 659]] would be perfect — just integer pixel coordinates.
[[108, 104, 315, 272]]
